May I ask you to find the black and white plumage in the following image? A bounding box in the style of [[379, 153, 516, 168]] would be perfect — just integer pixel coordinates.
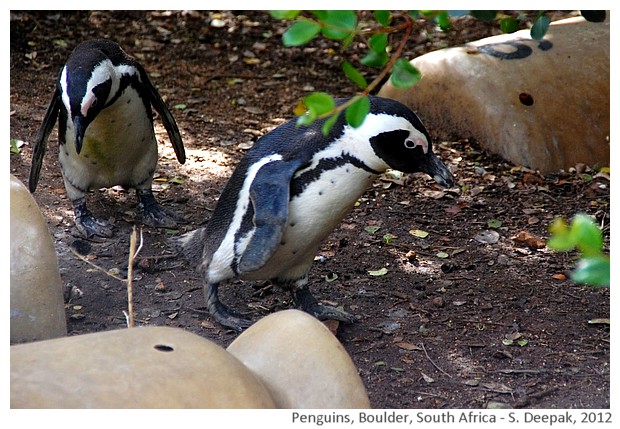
[[29, 39, 185, 238], [175, 96, 454, 332]]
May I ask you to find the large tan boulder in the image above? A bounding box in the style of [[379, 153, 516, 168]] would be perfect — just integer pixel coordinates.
[[228, 309, 371, 408], [10, 326, 276, 408], [10, 174, 67, 343], [379, 16, 610, 173]]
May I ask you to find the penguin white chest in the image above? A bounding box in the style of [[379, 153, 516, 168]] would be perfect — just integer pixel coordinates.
[[60, 87, 157, 190], [244, 165, 376, 281], [287, 166, 375, 243]]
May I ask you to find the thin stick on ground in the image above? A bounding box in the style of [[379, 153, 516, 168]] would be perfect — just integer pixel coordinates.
[[421, 342, 452, 378], [69, 247, 125, 282], [125, 226, 143, 328]]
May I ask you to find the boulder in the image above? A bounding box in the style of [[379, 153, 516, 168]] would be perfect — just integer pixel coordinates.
[[11, 326, 276, 408], [379, 16, 610, 173], [227, 309, 371, 408], [10, 174, 67, 343], [11, 312, 371, 408]]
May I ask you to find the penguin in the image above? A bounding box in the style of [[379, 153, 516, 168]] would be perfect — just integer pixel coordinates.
[[174, 96, 454, 332], [29, 39, 186, 238]]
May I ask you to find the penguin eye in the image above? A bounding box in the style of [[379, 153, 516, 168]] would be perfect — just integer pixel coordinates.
[[404, 138, 428, 154]]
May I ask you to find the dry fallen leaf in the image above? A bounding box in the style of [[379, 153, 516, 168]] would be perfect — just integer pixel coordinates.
[[512, 230, 546, 249], [421, 372, 435, 383], [395, 342, 422, 351]]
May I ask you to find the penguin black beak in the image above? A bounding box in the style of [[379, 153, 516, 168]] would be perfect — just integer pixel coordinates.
[[73, 116, 88, 155], [420, 153, 454, 188]]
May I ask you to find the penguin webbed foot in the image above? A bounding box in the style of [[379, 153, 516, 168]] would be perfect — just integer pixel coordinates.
[[205, 282, 253, 333], [293, 286, 357, 324], [137, 189, 184, 228], [74, 200, 114, 239]]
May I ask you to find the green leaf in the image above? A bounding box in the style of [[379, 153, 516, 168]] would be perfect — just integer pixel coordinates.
[[345, 96, 370, 128], [547, 234, 575, 252], [10, 139, 22, 154], [547, 217, 574, 251], [530, 14, 550, 40], [409, 229, 429, 238], [282, 20, 321, 46], [296, 92, 335, 128], [470, 10, 497, 21], [368, 267, 389, 277], [173, 103, 186, 110], [500, 17, 519, 33], [382, 234, 395, 244], [361, 49, 389, 67], [364, 225, 380, 234], [320, 10, 357, 40], [570, 214, 603, 256], [324, 272, 339, 282], [390, 58, 422, 89], [487, 219, 503, 229], [361, 34, 389, 66], [435, 11, 451, 31], [304, 92, 335, 116], [368, 33, 388, 53], [321, 112, 339, 136], [269, 10, 301, 20], [296, 114, 314, 127], [310, 10, 328, 21], [436, 252, 449, 259], [571, 255, 610, 287], [342, 60, 368, 89], [375, 10, 391, 26]]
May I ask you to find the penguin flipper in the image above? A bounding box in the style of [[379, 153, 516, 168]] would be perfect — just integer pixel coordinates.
[[139, 66, 186, 164], [238, 159, 302, 273], [29, 86, 61, 193]]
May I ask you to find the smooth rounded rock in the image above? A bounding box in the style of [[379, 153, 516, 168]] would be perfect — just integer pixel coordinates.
[[379, 16, 610, 173], [11, 326, 276, 408], [10, 174, 67, 343], [227, 309, 371, 408]]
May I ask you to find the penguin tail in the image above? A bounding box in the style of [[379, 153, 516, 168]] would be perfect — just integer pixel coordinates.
[[168, 229, 205, 269]]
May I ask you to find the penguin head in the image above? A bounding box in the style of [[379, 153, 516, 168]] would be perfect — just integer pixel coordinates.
[[59, 40, 135, 154], [362, 97, 454, 188]]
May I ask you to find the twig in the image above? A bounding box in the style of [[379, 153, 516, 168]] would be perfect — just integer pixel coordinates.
[[126, 226, 143, 328], [69, 247, 125, 282], [420, 342, 452, 378]]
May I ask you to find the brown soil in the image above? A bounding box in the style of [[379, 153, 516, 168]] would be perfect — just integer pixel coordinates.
[[9, 11, 610, 409]]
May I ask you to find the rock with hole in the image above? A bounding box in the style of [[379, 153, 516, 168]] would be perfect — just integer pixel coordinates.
[[379, 16, 610, 173]]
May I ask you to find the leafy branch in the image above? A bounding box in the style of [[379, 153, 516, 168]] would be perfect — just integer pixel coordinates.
[[270, 10, 421, 134], [548, 214, 610, 287], [270, 10, 557, 134]]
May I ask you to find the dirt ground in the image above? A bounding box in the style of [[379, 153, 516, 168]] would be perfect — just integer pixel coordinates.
[[9, 11, 610, 409]]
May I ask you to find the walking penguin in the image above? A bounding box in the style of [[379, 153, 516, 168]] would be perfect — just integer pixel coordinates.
[[29, 39, 186, 238], [175, 96, 454, 332]]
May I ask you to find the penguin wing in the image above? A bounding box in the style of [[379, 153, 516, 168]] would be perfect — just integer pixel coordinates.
[[138, 66, 186, 164], [237, 158, 303, 273], [29, 86, 61, 193]]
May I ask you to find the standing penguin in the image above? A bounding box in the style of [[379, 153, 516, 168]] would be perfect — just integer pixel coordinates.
[[175, 96, 454, 332], [29, 39, 185, 238]]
